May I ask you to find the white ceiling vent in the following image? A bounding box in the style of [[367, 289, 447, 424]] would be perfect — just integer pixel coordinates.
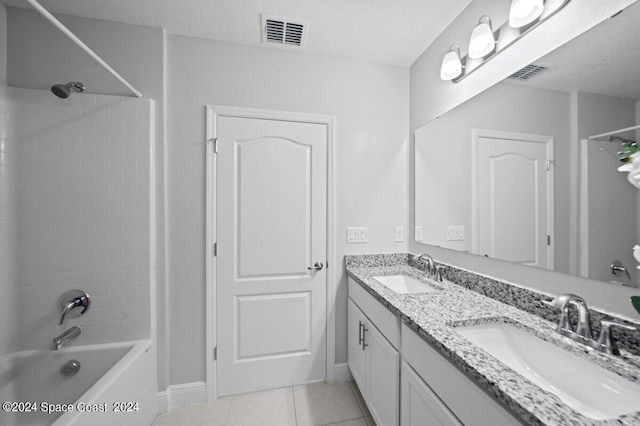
[[261, 15, 309, 49], [508, 64, 548, 81]]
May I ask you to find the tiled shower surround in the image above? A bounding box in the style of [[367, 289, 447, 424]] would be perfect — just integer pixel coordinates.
[[0, 86, 152, 354]]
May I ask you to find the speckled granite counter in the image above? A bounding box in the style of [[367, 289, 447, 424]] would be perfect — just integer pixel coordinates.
[[345, 253, 640, 426]]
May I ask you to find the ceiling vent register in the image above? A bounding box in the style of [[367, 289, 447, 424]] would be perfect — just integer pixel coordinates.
[[262, 15, 309, 48], [508, 64, 548, 81]]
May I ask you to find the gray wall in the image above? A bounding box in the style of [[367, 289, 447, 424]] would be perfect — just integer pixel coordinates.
[[167, 35, 409, 385], [6, 8, 170, 390]]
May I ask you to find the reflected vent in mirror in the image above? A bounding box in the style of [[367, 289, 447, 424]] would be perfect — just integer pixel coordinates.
[[262, 15, 309, 48], [508, 64, 548, 81]]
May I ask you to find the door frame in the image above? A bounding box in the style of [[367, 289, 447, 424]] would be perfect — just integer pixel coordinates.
[[204, 105, 336, 400], [471, 129, 554, 269]]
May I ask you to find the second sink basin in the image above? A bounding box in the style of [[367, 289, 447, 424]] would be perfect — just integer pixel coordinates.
[[456, 322, 640, 420], [373, 275, 437, 294]]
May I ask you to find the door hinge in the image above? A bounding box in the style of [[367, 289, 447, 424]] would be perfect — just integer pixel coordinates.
[[547, 235, 551, 246], [214, 346, 217, 361], [213, 242, 217, 257], [209, 138, 218, 154], [546, 160, 553, 171]]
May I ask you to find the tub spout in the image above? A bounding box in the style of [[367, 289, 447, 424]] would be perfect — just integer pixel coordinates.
[[52, 326, 81, 350]]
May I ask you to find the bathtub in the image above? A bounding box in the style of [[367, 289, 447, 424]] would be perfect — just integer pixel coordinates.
[[0, 340, 157, 426]]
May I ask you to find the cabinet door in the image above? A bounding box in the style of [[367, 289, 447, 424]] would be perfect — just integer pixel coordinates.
[[367, 324, 400, 426], [401, 362, 462, 426], [348, 299, 367, 392]]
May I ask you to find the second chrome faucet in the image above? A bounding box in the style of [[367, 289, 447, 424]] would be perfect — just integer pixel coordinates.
[[546, 293, 636, 355]]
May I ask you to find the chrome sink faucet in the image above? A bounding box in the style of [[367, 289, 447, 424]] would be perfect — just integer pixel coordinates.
[[546, 293, 637, 355], [413, 253, 442, 281], [548, 294, 593, 340], [52, 326, 81, 350]]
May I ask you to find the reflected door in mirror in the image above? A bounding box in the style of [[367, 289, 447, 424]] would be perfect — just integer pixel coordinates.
[[472, 131, 554, 269]]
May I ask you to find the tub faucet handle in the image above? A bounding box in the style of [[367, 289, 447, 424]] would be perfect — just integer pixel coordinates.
[[58, 290, 91, 325]]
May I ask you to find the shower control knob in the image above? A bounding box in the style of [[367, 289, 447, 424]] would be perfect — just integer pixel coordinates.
[[58, 289, 91, 325], [307, 262, 324, 271]]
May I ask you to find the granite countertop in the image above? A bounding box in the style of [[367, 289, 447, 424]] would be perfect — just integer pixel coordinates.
[[346, 255, 640, 426]]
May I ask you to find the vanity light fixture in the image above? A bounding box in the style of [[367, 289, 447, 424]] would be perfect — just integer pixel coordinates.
[[468, 16, 495, 59], [439, 0, 572, 82], [440, 44, 463, 81], [509, 0, 544, 28]]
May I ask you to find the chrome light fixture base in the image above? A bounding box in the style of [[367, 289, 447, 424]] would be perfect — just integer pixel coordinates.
[[441, 0, 571, 83]]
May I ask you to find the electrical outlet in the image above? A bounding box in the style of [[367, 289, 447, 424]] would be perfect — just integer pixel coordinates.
[[415, 226, 423, 242], [347, 227, 368, 243], [447, 226, 464, 241], [394, 226, 404, 242]]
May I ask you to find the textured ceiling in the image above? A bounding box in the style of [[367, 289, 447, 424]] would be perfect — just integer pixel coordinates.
[[512, 1, 640, 100], [3, 0, 472, 66]]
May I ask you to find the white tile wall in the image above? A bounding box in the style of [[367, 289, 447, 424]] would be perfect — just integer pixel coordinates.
[[0, 86, 152, 351]]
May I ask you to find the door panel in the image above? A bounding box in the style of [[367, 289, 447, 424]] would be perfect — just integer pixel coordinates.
[[236, 292, 311, 359], [489, 153, 537, 263], [216, 115, 327, 395], [475, 135, 551, 269], [237, 138, 311, 277]]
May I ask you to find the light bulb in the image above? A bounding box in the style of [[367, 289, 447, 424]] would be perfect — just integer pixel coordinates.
[[440, 45, 463, 81], [468, 16, 495, 59], [509, 0, 544, 28]]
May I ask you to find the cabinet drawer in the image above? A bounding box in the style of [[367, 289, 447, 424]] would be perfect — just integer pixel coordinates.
[[349, 278, 400, 349], [401, 323, 523, 426]]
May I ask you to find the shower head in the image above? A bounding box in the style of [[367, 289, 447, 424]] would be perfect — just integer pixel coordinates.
[[51, 82, 86, 99]]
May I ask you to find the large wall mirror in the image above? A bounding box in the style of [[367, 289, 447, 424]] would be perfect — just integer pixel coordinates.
[[414, 2, 640, 287]]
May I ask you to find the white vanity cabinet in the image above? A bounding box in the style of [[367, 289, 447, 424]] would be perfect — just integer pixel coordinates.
[[401, 361, 462, 426], [348, 279, 400, 426], [401, 323, 523, 426]]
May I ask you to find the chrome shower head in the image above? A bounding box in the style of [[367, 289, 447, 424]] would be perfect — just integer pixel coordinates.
[[51, 82, 86, 99]]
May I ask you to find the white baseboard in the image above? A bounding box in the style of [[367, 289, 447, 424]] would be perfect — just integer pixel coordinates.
[[158, 369, 351, 414], [157, 381, 206, 413], [156, 391, 170, 414], [334, 363, 353, 383]]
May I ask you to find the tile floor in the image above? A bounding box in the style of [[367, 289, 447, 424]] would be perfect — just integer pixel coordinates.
[[152, 381, 374, 426]]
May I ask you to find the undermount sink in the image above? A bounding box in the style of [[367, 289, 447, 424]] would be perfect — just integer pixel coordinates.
[[456, 322, 640, 420], [373, 275, 437, 294]]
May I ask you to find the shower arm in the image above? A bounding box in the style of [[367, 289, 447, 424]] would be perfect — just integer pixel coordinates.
[[25, 0, 143, 98]]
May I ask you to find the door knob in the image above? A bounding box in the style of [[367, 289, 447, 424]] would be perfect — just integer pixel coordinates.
[[307, 262, 324, 271]]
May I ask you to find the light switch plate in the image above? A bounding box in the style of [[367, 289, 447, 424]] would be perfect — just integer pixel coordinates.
[[447, 226, 464, 241], [394, 226, 404, 242], [415, 226, 423, 242], [347, 227, 368, 243]]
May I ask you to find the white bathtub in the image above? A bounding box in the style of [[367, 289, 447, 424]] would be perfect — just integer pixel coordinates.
[[0, 340, 157, 426]]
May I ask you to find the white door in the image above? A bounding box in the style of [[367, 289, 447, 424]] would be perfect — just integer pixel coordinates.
[[473, 132, 553, 269], [216, 115, 327, 395]]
